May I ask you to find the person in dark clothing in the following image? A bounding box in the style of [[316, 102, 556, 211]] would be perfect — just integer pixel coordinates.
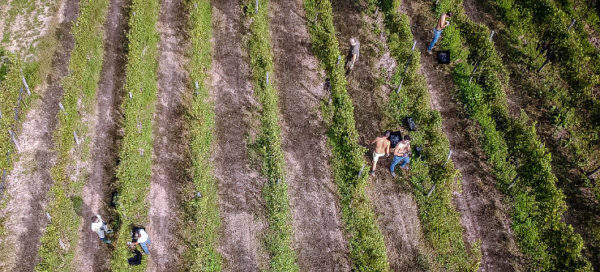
[[346, 38, 360, 74], [387, 130, 403, 148], [127, 242, 143, 265]]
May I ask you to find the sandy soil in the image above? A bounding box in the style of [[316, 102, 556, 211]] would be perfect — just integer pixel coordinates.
[[330, 1, 429, 271], [402, 1, 525, 271], [71, 0, 128, 270], [210, 0, 269, 270], [269, 0, 350, 271], [146, 0, 190, 270], [0, 0, 79, 270], [3, 0, 62, 60], [0, 0, 12, 41]]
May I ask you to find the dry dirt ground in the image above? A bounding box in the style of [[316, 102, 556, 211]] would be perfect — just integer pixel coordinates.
[[0, 0, 79, 270], [71, 0, 128, 270], [269, 0, 351, 271], [147, 0, 190, 270], [210, 0, 269, 270], [402, 0, 525, 271], [2, 0, 62, 61], [0, 0, 11, 41], [330, 1, 429, 271]]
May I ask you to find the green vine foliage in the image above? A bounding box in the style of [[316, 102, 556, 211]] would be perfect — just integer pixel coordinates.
[[182, 0, 223, 271], [110, 0, 160, 270], [245, 0, 299, 270], [303, 0, 391, 271]]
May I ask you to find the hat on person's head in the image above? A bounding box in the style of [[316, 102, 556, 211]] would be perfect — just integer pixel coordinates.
[[350, 38, 357, 45]]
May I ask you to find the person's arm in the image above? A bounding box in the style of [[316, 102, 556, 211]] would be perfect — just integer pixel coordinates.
[[386, 142, 390, 156], [370, 138, 377, 145]]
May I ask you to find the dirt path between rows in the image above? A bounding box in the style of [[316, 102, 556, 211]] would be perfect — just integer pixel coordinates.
[[269, 0, 350, 271], [72, 0, 128, 270], [210, 0, 269, 270], [146, 0, 190, 270], [402, 1, 525, 271], [330, 1, 428, 271], [0, 0, 79, 270]]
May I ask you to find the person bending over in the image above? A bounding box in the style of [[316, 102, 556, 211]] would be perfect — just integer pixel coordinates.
[[370, 131, 391, 176]]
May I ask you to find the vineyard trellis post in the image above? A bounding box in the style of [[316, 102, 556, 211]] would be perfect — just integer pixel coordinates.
[[357, 163, 366, 178], [588, 165, 600, 179], [255, 0, 258, 13], [21, 74, 31, 96], [469, 61, 479, 83], [427, 184, 436, 197], [58, 102, 65, 112], [396, 40, 417, 93], [194, 81, 199, 96], [443, 149, 453, 166], [489, 30, 495, 41], [8, 130, 18, 146], [567, 19, 576, 31]]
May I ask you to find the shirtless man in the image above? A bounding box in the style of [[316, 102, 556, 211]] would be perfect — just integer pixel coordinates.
[[390, 135, 411, 177], [427, 12, 453, 54], [370, 131, 391, 175]]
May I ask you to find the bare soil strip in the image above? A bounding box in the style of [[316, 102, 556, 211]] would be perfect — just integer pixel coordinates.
[[211, 0, 268, 270], [72, 0, 128, 270], [146, 0, 191, 270], [330, 1, 428, 270], [402, 1, 524, 270], [0, 0, 80, 270], [268, 0, 350, 270]]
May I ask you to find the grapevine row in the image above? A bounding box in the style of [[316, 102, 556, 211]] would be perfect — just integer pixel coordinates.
[[110, 0, 160, 269], [182, 0, 223, 270], [376, 0, 481, 270], [303, 0, 391, 270], [433, 0, 592, 270], [35, 0, 110, 269], [244, 0, 299, 270]]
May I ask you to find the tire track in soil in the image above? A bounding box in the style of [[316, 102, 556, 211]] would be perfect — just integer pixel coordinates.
[[402, 1, 525, 271], [330, 1, 428, 271], [268, 0, 351, 271], [147, 0, 189, 270], [210, 0, 268, 270], [0, 0, 80, 270], [72, 0, 128, 270]]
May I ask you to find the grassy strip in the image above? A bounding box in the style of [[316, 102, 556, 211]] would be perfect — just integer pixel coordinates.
[[429, 0, 593, 270], [0, 50, 35, 265], [1, 0, 62, 60], [0, 5, 65, 264], [181, 0, 223, 270], [110, 0, 159, 270], [303, 0, 390, 270], [243, 1, 299, 270], [375, 0, 481, 270], [34, 0, 109, 270]]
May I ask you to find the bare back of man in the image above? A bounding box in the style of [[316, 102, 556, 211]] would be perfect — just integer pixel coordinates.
[[370, 134, 390, 175]]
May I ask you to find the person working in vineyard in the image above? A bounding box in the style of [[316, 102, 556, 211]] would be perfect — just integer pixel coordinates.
[[346, 38, 360, 74], [370, 131, 391, 176], [129, 226, 151, 254], [427, 12, 453, 54], [390, 135, 411, 177], [90, 214, 112, 244]]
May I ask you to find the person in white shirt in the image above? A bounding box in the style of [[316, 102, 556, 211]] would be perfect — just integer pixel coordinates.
[[90, 215, 112, 244], [132, 227, 151, 254]]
